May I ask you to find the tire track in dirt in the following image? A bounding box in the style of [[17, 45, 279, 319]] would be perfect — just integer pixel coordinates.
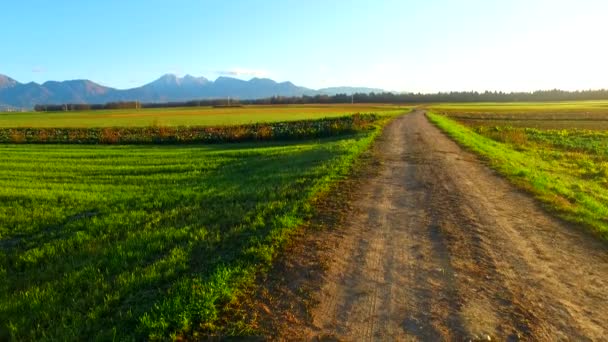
[[260, 110, 608, 340]]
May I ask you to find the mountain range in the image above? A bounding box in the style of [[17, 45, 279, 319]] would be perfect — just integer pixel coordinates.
[[0, 74, 383, 109]]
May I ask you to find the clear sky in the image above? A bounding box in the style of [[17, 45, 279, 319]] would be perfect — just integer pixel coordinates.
[[2, 0, 607, 92]]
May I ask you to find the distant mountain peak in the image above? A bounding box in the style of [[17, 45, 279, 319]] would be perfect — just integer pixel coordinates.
[[151, 74, 209, 87], [215, 76, 240, 81], [250, 77, 277, 84], [154, 73, 179, 84], [0, 74, 18, 90], [181, 74, 209, 85]]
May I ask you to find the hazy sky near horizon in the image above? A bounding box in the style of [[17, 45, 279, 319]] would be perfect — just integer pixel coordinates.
[[2, 0, 607, 92]]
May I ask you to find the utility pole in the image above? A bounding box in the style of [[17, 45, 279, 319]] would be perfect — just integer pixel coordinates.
[[351, 94, 354, 104]]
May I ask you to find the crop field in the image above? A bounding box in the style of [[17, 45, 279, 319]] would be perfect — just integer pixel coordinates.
[[0, 104, 405, 128], [431, 100, 608, 114], [0, 108, 401, 340], [428, 102, 608, 240], [431, 100, 608, 130]]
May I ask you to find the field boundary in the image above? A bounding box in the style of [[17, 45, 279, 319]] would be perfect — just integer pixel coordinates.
[[0, 114, 379, 144]]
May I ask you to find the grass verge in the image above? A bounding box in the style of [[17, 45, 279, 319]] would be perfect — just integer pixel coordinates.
[[427, 112, 608, 241]]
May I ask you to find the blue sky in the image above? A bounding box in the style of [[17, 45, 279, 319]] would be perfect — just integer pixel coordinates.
[[2, 0, 607, 92]]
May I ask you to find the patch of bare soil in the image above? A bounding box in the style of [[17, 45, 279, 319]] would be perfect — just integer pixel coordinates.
[[246, 110, 608, 341]]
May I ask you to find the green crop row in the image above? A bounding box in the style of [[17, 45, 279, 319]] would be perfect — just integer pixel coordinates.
[[0, 114, 379, 144]]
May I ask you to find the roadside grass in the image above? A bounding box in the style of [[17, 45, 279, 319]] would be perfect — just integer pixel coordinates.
[[427, 112, 608, 241], [0, 104, 406, 128], [0, 112, 400, 341]]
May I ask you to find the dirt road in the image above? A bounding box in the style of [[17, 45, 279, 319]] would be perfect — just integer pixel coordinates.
[[261, 110, 608, 341]]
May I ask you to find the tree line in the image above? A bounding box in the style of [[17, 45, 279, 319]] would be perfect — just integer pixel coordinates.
[[34, 89, 608, 111]]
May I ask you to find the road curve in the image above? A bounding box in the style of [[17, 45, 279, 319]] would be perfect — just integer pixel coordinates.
[[293, 110, 608, 340]]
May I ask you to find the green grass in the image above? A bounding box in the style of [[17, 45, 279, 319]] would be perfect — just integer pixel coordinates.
[[428, 112, 608, 241], [0, 104, 406, 128], [0, 112, 395, 340]]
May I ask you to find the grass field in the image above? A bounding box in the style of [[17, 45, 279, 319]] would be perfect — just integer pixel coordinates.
[[0, 104, 405, 128], [0, 134, 384, 340], [0, 106, 404, 340], [428, 105, 608, 241]]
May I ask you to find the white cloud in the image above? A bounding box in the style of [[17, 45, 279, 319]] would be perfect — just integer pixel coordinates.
[[215, 68, 268, 78]]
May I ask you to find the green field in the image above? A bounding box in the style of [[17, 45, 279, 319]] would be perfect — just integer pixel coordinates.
[[0, 106, 403, 340], [0, 136, 382, 340], [0, 104, 405, 128], [428, 103, 608, 241]]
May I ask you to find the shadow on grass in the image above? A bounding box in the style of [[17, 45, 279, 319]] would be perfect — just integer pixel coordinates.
[[0, 135, 359, 340]]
